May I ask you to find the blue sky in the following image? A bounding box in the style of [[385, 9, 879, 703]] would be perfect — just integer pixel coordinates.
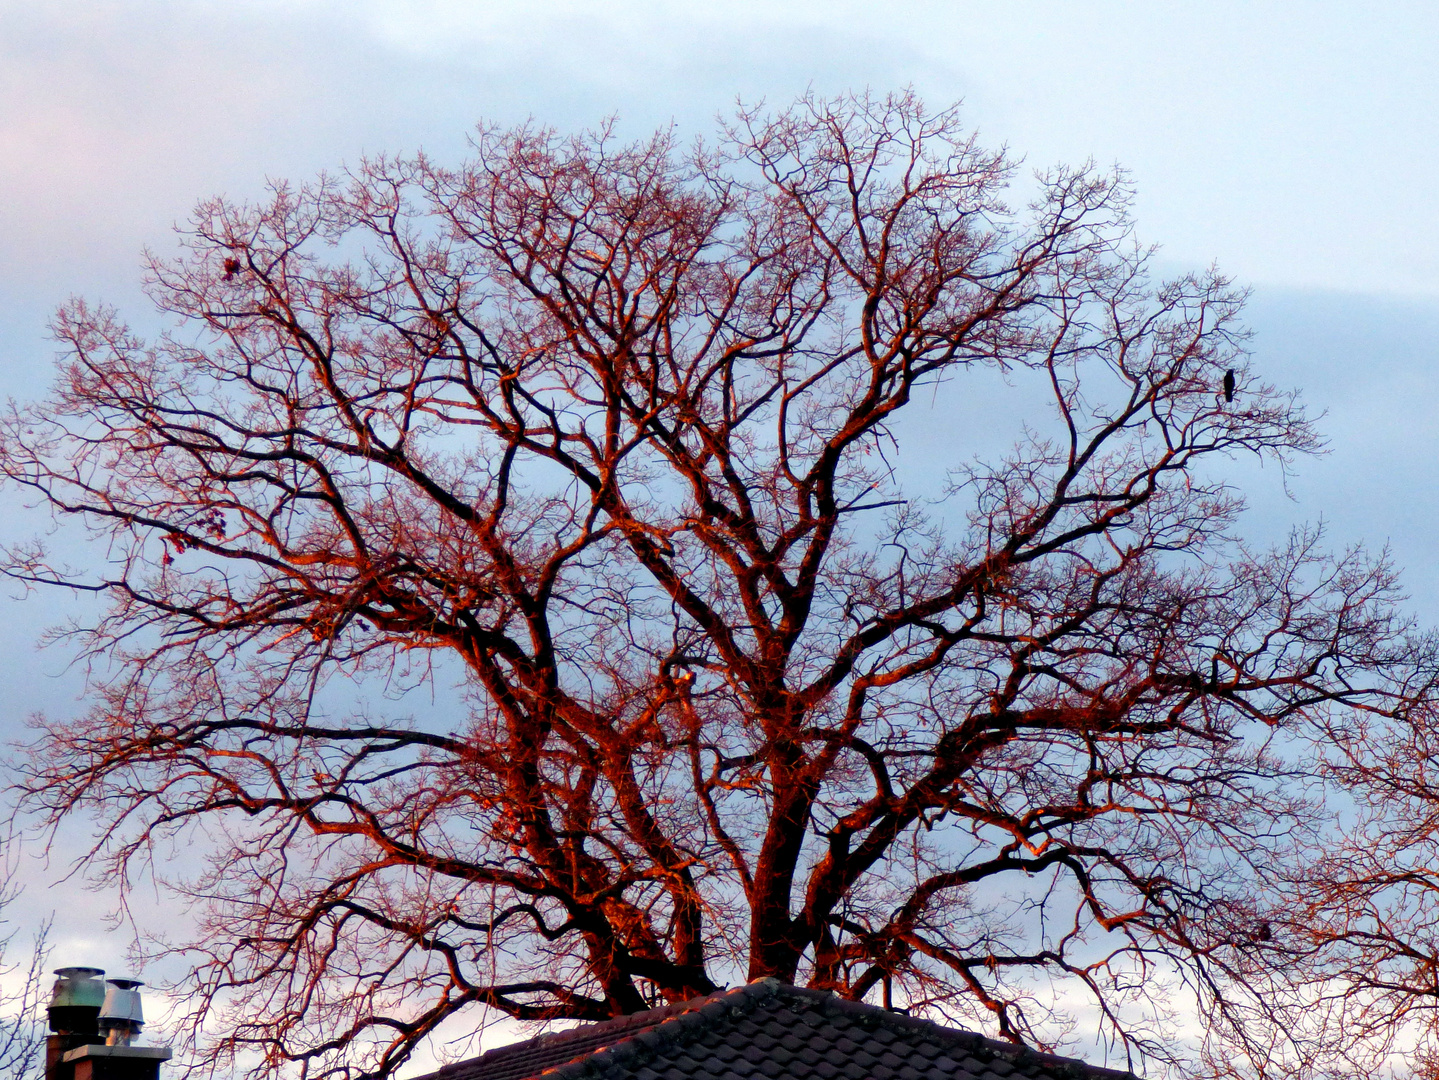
[[2, 0, 1438, 1064]]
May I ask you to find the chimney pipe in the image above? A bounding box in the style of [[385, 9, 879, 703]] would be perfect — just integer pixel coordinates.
[[99, 978, 145, 1046], [47, 966, 105, 1036], [45, 966, 171, 1080], [45, 967, 104, 1080]]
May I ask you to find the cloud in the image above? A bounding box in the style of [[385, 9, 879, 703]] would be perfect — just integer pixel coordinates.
[[4, 6, 1439, 1063], [5, 0, 1438, 306]]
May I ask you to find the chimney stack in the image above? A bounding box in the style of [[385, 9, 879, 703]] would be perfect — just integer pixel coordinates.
[[44, 967, 171, 1080]]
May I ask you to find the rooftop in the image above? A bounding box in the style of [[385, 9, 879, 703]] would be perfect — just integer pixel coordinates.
[[413, 979, 1140, 1080]]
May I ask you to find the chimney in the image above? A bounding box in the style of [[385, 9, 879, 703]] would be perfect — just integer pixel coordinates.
[[45, 967, 172, 1080], [99, 980, 144, 1047]]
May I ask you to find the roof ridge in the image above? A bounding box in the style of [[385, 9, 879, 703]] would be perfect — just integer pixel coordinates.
[[535, 979, 782, 1080]]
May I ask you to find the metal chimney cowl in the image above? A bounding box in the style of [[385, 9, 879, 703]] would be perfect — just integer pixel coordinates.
[[45, 966, 172, 1080], [99, 978, 145, 1046], [47, 966, 106, 1037]]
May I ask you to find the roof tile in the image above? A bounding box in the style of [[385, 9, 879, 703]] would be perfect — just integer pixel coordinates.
[[409, 980, 1141, 1080]]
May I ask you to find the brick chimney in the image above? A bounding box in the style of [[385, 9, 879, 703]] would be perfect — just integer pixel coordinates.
[[44, 967, 172, 1080]]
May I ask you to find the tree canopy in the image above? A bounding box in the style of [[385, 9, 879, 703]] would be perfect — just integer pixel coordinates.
[[4, 91, 1437, 1080]]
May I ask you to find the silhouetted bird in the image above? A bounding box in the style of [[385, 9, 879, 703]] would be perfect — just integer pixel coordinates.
[[1223, 368, 1236, 403], [223, 257, 242, 280]]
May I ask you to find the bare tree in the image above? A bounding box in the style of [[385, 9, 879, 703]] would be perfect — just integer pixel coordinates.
[[0, 91, 1430, 1079], [1235, 663, 1439, 1079], [0, 863, 51, 1079]]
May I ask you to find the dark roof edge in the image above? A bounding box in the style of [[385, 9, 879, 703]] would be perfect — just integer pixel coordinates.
[[527, 979, 1140, 1080], [415, 983, 773, 1080], [416, 995, 694, 1080], [533, 980, 779, 1080]]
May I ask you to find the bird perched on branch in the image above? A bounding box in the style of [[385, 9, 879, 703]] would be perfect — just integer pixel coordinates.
[[1223, 368, 1236, 403]]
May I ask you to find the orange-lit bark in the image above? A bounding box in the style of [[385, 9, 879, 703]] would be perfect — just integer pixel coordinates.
[[1, 92, 1429, 1080]]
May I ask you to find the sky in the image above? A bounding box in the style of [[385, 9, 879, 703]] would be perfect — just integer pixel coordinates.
[[2, 0, 1439, 1072]]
